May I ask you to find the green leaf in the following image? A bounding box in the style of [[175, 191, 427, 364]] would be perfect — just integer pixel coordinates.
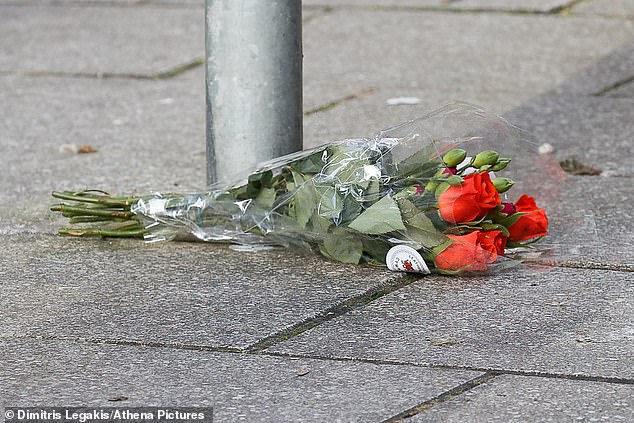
[[392, 146, 441, 180], [341, 193, 364, 223], [362, 179, 382, 203], [310, 214, 333, 234], [397, 198, 447, 248], [245, 170, 274, 199], [290, 149, 327, 174], [248, 170, 273, 187], [499, 212, 527, 228], [404, 210, 448, 248], [288, 170, 318, 229], [321, 144, 372, 190], [348, 196, 406, 235], [254, 188, 276, 209], [507, 236, 545, 249], [315, 186, 345, 224], [362, 238, 392, 264], [480, 222, 510, 237], [319, 227, 363, 264], [397, 198, 419, 221]]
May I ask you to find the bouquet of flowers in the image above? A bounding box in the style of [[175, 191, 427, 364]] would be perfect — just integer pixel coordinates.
[[51, 103, 549, 274]]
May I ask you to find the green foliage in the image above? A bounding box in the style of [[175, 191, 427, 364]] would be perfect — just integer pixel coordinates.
[[319, 227, 364, 264], [348, 196, 406, 235]]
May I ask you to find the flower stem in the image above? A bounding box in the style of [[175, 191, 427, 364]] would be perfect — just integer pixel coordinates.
[[51, 190, 146, 238], [58, 228, 145, 238]]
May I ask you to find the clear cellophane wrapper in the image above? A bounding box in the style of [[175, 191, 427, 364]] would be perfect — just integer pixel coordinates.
[[55, 102, 596, 274]]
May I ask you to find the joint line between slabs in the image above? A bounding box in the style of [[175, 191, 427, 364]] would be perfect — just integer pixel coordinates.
[[0, 0, 202, 10], [14, 336, 634, 387], [530, 259, 634, 273], [17, 334, 243, 354], [0, 57, 204, 81], [303, 4, 577, 16], [592, 75, 634, 96], [382, 372, 499, 422], [244, 273, 418, 353], [303, 6, 335, 25], [259, 351, 634, 386]]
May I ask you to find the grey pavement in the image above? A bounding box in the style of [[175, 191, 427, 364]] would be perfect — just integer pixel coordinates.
[[409, 375, 634, 422], [0, 236, 403, 350], [1, 0, 633, 422], [1, 338, 481, 422], [270, 266, 634, 380]]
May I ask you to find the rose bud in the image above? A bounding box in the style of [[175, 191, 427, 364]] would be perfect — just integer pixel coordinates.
[[492, 177, 514, 193], [490, 158, 511, 171], [442, 148, 467, 167], [446, 175, 464, 186], [500, 202, 516, 215], [471, 151, 500, 168], [434, 181, 451, 198], [442, 166, 458, 175]]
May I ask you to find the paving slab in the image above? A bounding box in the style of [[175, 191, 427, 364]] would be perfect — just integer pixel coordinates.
[[303, 0, 572, 13], [149, 0, 202, 6], [0, 235, 404, 349], [0, 338, 482, 421], [303, 9, 634, 94], [0, 0, 144, 4], [0, 5, 203, 75], [574, 0, 634, 18], [530, 176, 634, 268], [304, 87, 534, 148], [271, 266, 634, 379], [549, 41, 634, 97], [410, 374, 634, 422], [304, 87, 634, 177], [504, 95, 634, 177], [0, 73, 205, 235], [0, 73, 386, 235], [302, 7, 634, 150], [2, 77, 631, 261], [0, 74, 530, 233]]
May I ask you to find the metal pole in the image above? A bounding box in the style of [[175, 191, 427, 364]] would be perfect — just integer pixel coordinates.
[[205, 0, 303, 185]]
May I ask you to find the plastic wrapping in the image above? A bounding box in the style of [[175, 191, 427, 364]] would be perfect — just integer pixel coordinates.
[[53, 102, 580, 274]]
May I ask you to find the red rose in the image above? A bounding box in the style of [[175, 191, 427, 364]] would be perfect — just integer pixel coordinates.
[[508, 195, 548, 242], [434, 231, 497, 272], [438, 173, 501, 224], [477, 230, 507, 256]]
